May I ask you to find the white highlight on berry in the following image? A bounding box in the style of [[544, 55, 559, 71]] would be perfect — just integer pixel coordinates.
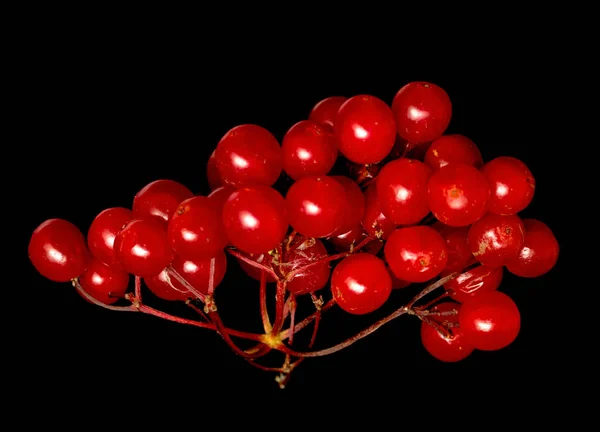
[[240, 211, 259, 229], [132, 244, 150, 257], [303, 201, 321, 215], [346, 277, 366, 294], [231, 153, 249, 168], [44, 245, 66, 264], [296, 148, 312, 161], [352, 124, 369, 139]]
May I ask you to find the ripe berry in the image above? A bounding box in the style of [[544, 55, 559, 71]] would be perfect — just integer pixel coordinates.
[[424, 134, 483, 171], [458, 290, 521, 351], [420, 302, 474, 362], [468, 214, 525, 268], [328, 224, 368, 252], [361, 183, 397, 240], [392, 81, 452, 144], [481, 156, 535, 215], [445, 265, 503, 303], [207, 185, 236, 215], [331, 253, 392, 315], [385, 226, 448, 283], [285, 236, 331, 295], [309, 96, 347, 131], [505, 219, 559, 277], [222, 186, 288, 254], [87, 207, 133, 268], [282, 120, 337, 181], [29, 219, 90, 282], [331, 175, 365, 235], [387, 267, 412, 290], [79, 258, 130, 305], [238, 252, 277, 283], [376, 158, 432, 225], [207, 150, 224, 190], [214, 124, 282, 187], [133, 179, 193, 225], [334, 95, 397, 164], [432, 222, 474, 273], [114, 218, 173, 277], [428, 164, 490, 227]]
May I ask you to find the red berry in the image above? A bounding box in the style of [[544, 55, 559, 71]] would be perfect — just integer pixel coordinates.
[[309, 96, 347, 130], [445, 265, 503, 303], [334, 95, 397, 164], [79, 258, 130, 305], [114, 218, 173, 277], [361, 183, 397, 240], [385, 226, 448, 283], [168, 196, 228, 259], [420, 302, 474, 362], [467, 214, 525, 268], [238, 252, 277, 283], [214, 124, 282, 187], [282, 120, 337, 180], [207, 150, 224, 190], [222, 186, 288, 254], [505, 219, 559, 277], [481, 156, 536, 215], [87, 207, 133, 268], [331, 253, 392, 315], [432, 222, 475, 273], [458, 290, 521, 351], [328, 224, 368, 252], [133, 179, 193, 225], [424, 134, 483, 171], [331, 175, 365, 235], [387, 267, 412, 290], [29, 219, 90, 282], [286, 176, 346, 238], [285, 236, 331, 295], [392, 81, 452, 144], [207, 185, 236, 215], [427, 164, 490, 227], [376, 158, 432, 225]]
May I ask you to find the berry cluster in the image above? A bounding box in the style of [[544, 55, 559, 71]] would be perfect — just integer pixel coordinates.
[[29, 81, 559, 387]]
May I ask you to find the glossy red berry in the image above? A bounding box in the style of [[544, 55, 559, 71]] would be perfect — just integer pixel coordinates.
[[207, 150, 224, 190], [29, 219, 91, 282], [505, 219, 559, 277], [282, 120, 337, 181], [334, 95, 397, 164], [87, 207, 133, 268], [392, 81, 452, 144], [328, 224, 368, 252], [238, 252, 277, 283], [428, 164, 490, 227], [222, 186, 288, 254], [432, 222, 474, 273], [376, 158, 432, 225], [387, 267, 412, 290], [207, 185, 236, 215], [331, 253, 392, 315], [468, 214, 525, 268], [459, 290, 521, 351], [214, 124, 282, 187], [445, 265, 503, 303], [424, 134, 483, 171], [133, 179, 193, 225], [285, 236, 331, 295], [331, 175, 365, 235], [114, 218, 173, 277], [385, 226, 448, 283], [481, 156, 536, 215], [361, 183, 397, 240], [79, 258, 130, 305], [286, 176, 346, 238], [309, 96, 347, 130], [420, 302, 474, 362]]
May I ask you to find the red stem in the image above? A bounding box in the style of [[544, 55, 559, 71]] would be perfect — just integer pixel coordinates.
[[259, 270, 272, 333], [226, 248, 279, 280], [208, 311, 267, 359], [187, 301, 210, 322], [271, 280, 287, 333], [288, 295, 297, 345], [279, 299, 335, 340], [135, 275, 142, 301], [165, 266, 206, 302]]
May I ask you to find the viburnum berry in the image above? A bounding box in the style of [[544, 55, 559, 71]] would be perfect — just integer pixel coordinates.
[[207, 185, 236, 216], [445, 265, 503, 303], [481, 156, 536, 215], [79, 258, 130, 305], [29, 219, 91, 282], [237, 252, 277, 283], [331, 253, 392, 315], [361, 183, 397, 240], [87, 207, 133, 268], [207, 150, 224, 190], [420, 302, 474, 362], [309, 96, 347, 131], [505, 219, 559, 277], [331, 175, 365, 235], [284, 236, 331, 295], [387, 267, 412, 290], [133, 179, 193, 225], [328, 224, 368, 252], [432, 222, 474, 273], [424, 134, 483, 171], [467, 214, 525, 268]]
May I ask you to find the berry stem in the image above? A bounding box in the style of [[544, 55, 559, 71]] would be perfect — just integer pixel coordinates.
[[73, 279, 137, 312], [259, 270, 272, 333], [207, 257, 216, 296], [208, 310, 267, 358], [134, 274, 142, 301], [415, 291, 449, 311], [186, 301, 211, 322], [226, 248, 279, 280], [406, 263, 478, 309], [271, 280, 287, 333], [279, 299, 336, 340], [165, 266, 206, 302], [288, 295, 297, 344]]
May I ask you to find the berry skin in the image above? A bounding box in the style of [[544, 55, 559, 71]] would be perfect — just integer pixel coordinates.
[[361, 183, 397, 240], [285, 236, 331, 295], [420, 302, 474, 362], [458, 290, 521, 351], [481, 156, 535, 215], [286, 176, 346, 238], [331, 175, 365, 235], [282, 120, 338, 181], [79, 258, 130, 305], [428, 164, 491, 227], [133, 179, 193, 225], [467, 214, 525, 268], [87, 207, 133, 268], [424, 134, 483, 171], [432, 222, 474, 273], [309, 96, 347, 130], [207, 185, 237, 215], [445, 265, 503, 303], [334, 95, 397, 164], [29, 219, 91, 282], [214, 124, 282, 187], [387, 267, 412, 290], [222, 186, 288, 254], [392, 81, 452, 144], [331, 253, 392, 315], [328, 224, 368, 252], [376, 158, 432, 225], [207, 150, 224, 191], [168, 196, 228, 260], [238, 252, 277, 283], [114, 218, 173, 277], [385, 226, 448, 283], [505, 219, 559, 277]]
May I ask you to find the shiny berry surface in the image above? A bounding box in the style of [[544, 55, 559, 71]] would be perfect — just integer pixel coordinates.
[[207, 185, 236, 215], [309, 96, 347, 130], [459, 290, 521, 351], [87, 207, 133, 268], [388, 267, 412, 290], [432, 222, 474, 273], [79, 258, 130, 305], [468, 214, 525, 268], [222, 186, 288, 254], [214, 124, 282, 187], [361, 183, 397, 240], [282, 120, 337, 180], [334, 95, 397, 164], [29, 218, 90, 282], [331, 175, 365, 235], [392, 81, 452, 144], [481, 156, 535, 215], [428, 164, 490, 227], [420, 302, 474, 362], [385, 226, 448, 283], [133, 179, 193, 225], [285, 236, 331, 295], [376, 158, 432, 225], [328, 224, 368, 252], [207, 150, 223, 190], [445, 265, 503, 303], [238, 252, 277, 283], [424, 134, 483, 171], [331, 253, 392, 315], [505, 219, 559, 277]]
